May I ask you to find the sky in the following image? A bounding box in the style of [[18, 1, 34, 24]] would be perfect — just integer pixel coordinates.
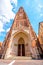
[[0, 0, 43, 42]]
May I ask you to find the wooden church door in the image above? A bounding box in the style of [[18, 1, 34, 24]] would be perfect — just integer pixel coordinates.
[[18, 38, 25, 56]]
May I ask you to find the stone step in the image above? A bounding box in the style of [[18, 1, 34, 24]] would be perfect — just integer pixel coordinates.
[[6, 56, 32, 60]]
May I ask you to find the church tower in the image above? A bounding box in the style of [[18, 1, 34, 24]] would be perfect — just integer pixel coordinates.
[[2, 7, 41, 59]]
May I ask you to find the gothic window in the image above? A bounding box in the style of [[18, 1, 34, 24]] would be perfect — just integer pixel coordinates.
[[0, 55, 2, 59], [19, 21, 23, 27], [24, 21, 27, 26]]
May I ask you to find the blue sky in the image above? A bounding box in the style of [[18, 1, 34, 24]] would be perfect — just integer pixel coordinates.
[[0, 0, 43, 42]]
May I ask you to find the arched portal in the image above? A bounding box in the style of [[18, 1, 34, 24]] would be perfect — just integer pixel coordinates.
[[18, 37, 25, 56]]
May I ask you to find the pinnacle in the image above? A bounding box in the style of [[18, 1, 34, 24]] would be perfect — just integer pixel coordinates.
[[19, 7, 24, 10], [18, 7, 25, 13]]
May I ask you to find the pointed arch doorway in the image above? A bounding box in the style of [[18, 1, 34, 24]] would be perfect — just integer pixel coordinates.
[[18, 37, 25, 56]]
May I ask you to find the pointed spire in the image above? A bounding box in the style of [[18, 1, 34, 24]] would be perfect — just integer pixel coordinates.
[[12, 7, 30, 29]]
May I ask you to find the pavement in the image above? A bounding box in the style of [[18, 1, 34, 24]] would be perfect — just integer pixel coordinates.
[[0, 60, 43, 65]]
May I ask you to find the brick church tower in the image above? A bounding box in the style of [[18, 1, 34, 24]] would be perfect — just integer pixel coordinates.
[[2, 7, 42, 59]]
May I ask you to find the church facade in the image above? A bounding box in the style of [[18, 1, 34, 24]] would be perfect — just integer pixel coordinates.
[[0, 7, 43, 59]]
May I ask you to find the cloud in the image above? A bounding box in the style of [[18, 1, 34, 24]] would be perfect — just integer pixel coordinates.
[[0, 21, 5, 32], [38, 4, 43, 8], [0, 0, 17, 33], [36, 4, 43, 12], [37, 4, 43, 17], [31, 0, 43, 18], [10, 0, 17, 6], [40, 13, 43, 17]]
